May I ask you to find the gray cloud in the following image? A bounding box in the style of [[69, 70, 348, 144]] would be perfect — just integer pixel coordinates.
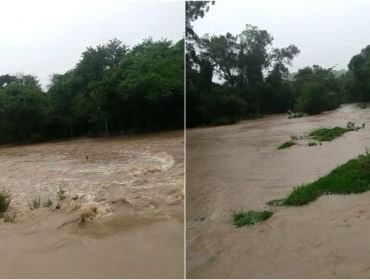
[[0, 0, 184, 89], [193, 0, 370, 73]]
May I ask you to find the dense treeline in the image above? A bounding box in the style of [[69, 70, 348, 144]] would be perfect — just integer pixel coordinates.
[[0, 38, 184, 143], [186, 1, 369, 127]]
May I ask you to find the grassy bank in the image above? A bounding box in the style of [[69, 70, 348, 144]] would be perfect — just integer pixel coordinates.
[[235, 152, 370, 227], [267, 152, 370, 206]]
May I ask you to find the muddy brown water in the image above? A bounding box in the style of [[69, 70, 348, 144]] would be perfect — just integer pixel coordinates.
[[0, 131, 184, 278], [187, 104, 370, 278]]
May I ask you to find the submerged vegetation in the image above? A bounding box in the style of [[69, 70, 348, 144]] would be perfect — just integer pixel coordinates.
[[309, 127, 348, 142], [0, 189, 13, 222], [57, 187, 67, 201], [0, 188, 11, 214], [278, 141, 297, 149], [309, 121, 364, 142], [28, 197, 41, 210], [233, 210, 273, 227]]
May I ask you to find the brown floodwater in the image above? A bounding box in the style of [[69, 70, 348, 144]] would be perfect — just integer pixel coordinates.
[[0, 131, 184, 278], [187, 104, 370, 278]]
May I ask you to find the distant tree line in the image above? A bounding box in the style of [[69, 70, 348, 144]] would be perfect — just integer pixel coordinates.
[[0, 38, 184, 143], [186, 1, 369, 127]]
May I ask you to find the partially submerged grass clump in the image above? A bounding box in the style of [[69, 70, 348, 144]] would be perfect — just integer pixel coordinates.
[[3, 212, 16, 223], [0, 188, 11, 214], [43, 198, 53, 208], [28, 197, 41, 210], [233, 210, 273, 227], [278, 141, 297, 150], [283, 152, 370, 206], [307, 141, 318, 147], [57, 186, 67, 201], [309, 122, 365, 142], [309, 127, 348, 142]]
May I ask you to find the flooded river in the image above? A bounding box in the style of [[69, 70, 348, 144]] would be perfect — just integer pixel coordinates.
[[0, 131, 184, 278], [187, 104, 370, 278]]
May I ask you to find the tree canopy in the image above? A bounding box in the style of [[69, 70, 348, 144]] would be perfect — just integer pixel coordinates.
[[186, 1, 364, 127], [0, 38, 184, 144]]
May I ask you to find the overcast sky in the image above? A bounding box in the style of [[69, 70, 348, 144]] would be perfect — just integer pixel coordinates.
[[0, 0, 184, 89], [193, 0, 370, 73]]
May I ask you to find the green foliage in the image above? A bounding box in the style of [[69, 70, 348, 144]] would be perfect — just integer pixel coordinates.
[[278, 141, 296, 149], [293, 65, 340, 115], [346, 46, 370, 102], [0, 188, 11, 214], [284, 153, 370, 206], [187, 23, 300, 127], [28, 197, 41, 210], [0, 77, 49, 143], [233, 210, 273, 227], [0, 38, 183, 144], [309, 127, 348, 141]]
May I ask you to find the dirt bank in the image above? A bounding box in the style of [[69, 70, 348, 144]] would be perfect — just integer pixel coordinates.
[[0, 131, 184, 278], [187, 104, 370, 278]]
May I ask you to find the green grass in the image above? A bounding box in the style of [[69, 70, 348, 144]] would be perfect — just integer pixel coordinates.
[[278, 141, 297, 149], [309, 127, 348, 142], [282, 153, 370, 206], [233, 210, 273, 227]]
